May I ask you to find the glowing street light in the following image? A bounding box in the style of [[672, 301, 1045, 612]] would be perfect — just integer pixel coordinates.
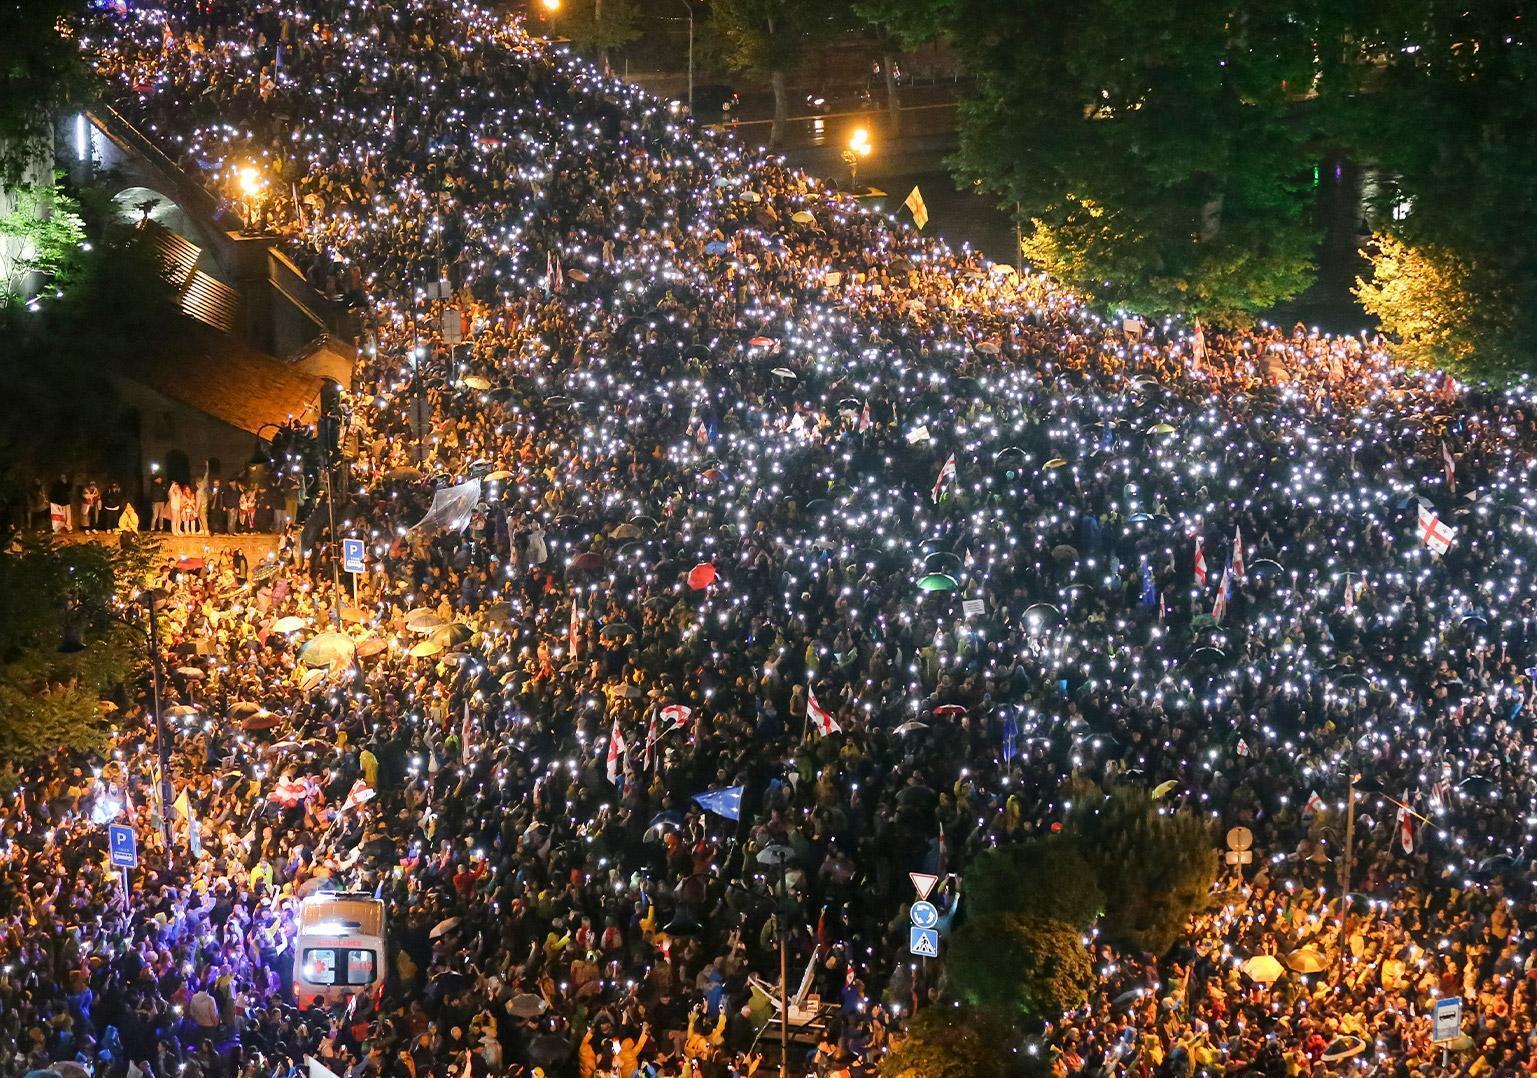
[[843, 127, 873, 190], [234, 164, 268, 233]]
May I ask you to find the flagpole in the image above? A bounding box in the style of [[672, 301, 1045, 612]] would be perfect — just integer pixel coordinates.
[[1338, 773, 1357, 948]]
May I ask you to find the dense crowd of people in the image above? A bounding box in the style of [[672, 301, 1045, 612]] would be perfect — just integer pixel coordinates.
[[10, 0, 1537, 1075]]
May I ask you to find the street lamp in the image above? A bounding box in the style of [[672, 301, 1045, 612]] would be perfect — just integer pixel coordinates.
[[64, 589, 175, 863], [539, 0, 560, 36], [235, 164, 267, 233], [843, 128, 872, 191], [668, 865, 796, 1078], [678, 0, 694, 115]]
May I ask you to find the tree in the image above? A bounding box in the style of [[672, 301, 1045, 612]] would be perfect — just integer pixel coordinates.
[[559, 0, 642, 74], [0, 535, 155, 761], [1332, 0, 1537, 378], [712, 0, 835, 146], [1063, 783, 1217, 955], [947, 0, 1323, 324], [1354, 234, 1519, 380], [0, 0, 96, 189], [946, 912, 1095, 1020], [851, 0, 953, 135], [879, 1004, 1042, 1078], [0, 180, 86, 303], [966, 835, 1103, 929]]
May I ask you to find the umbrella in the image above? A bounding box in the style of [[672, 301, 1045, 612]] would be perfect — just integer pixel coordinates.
[[508, 992, 549, 1018], [1320, 1035, 1366, 1063], [429, 622, 474, 648], [355, 638, 388, 658], [429, 916, 462, 940], [1146, 422, 1177, 435], [611, 522, 642, 540], [933, 704, 967, 718], [704, 240, 729, 256], [173, 555, 206, 571], [1285, 947, 1328, 974], [1240, 954, 1284, 984], [166, 704, 200, 718], [1050, 544, 1078, 563], [739, 190, 761, 203], [461, 375, 491, 390], [923, 551, 963, 574], [251, 561, 282, 583], [892, 721, 929, 735], [1250, 558, 1285, 579], [600, 621, 636, 640], [770, 367, 797, 380], [405, 609, 446, 632], [410, 639, 444, 659], [790, 210, 815, 224], [748, 336, 776, 347], [175, 666, 205, 680], [481, 600, 514, 626], [297, 877, 340, 898], [1024, 602, 1062, 624], [687, 563, 718, 590], [242, 709, 282, 731], [1151, 779, 1179, 799], [229, 701, 262, 720], [918, 573, 958, 592], [299, 632, 355, 668], [756, 844, 795, 866], [1459, 774, 1497, 795], [485, 469, 513, 482], [97, 700, 118, 713], [570, 551, 605, 572], [271, 615, 306, 634], [1042, 457, 1069, 470]]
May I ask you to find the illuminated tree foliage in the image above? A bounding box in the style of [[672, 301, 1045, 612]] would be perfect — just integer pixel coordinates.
[[1340, 1, 1537, 377], [1063, 782, 1217, 955], [947, 912, 1095, 1020], [947, 0, 1323, 325], [879, 1004, 1042, 1078], [0, 0, 96, 188], [712, 0, 846, 145], [1355, 235, 1518, 380], [0, 536, 156, 761]]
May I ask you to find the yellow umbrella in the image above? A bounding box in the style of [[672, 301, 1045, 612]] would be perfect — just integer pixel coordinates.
[[1285, 948, 1328, 974], [1147, 422, 1177, 435], [1150, 779, 1179, 799], [1043, 457, 1069, 470], [271, 615, 306, 634], [461, 375, 491, 390], [1241, 954, 1284, 984], [409, 639, 444, 658]]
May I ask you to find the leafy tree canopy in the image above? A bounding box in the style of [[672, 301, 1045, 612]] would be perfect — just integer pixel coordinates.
[[1062, 781, 1217, 955], [946, 912, 1096, 1020], [879, 1003, 1043, 1078], [948, 0, 1324, 325], [0, 0, 97, 189], [0, 534, 158, 761], [966, 834, 1104, 929]]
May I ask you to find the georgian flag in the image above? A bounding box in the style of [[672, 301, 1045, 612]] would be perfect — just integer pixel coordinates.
[[1193, 535, 1207, 587], [268, 776, 319, 807], [1418, 504, 1456, 556], [643, 711, 659, 771], [1396, 793, 1416, 854], [1211, 566, 1232, 623], [341, 779, 376, 814], [605, 719, 626, 786], [1442, 439, 1457, 494], [807, 686, 840, 736], [569, 596, 581, 657], [931, 453, 957, 503], [1303, 789, 1326, 815], [1231, 526, 1246, 582], [659, 703, 693, 734]]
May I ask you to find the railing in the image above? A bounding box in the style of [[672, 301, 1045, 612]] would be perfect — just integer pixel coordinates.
[[88, 104, 226, 223]]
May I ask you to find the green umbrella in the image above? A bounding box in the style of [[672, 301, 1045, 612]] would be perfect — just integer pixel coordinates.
[[918, 573, 959, 592]]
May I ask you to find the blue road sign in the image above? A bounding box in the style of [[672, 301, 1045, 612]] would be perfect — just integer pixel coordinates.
[[108, 824, 138, 868], [909, 900, 940, 930], [1433, 997, 1462, 1043], [909, 926, 939, 958], [342, 538, 366, 574]]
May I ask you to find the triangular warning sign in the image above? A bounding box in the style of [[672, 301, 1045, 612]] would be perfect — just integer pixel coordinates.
[[909, 872, 939, 900]]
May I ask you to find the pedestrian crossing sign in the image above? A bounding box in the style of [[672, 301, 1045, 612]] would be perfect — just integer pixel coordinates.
[[909, 926, 939, 957]]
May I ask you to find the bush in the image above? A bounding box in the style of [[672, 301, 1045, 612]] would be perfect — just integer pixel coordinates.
[[879, 1003, 1043, 1078], [966, 834, 1104, 929], [946, 912, 1095, 1020], [1063, 783, 1217, 955]]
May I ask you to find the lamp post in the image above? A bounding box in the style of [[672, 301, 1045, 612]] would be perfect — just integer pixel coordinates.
[[679, 0, 694, 115], [539, 0, 560, 37], [67, 589, 174, 862], [236, 164, 267, 234], [842, 128, 872, 192], [668, 868, 794, 1078]]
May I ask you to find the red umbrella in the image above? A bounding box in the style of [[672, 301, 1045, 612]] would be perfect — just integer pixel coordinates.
[[933, 704, 968, 718], [748, 336, 776, 348], [687, 563, 718, 590], [570, 551, 604, 572], [174, 556, 206, 571]]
